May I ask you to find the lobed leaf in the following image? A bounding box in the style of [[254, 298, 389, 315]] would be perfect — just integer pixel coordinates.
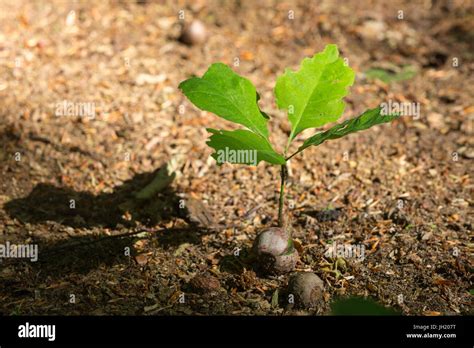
[[179, 63, 270, 139], [294, 107, 399, 155], [179, 46, 400, 167], [275, 44, 355, 142], [206, 128, 286, 165]]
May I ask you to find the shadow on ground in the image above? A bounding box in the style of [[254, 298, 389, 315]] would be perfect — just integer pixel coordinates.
[[2, 167, 212, 279], [4, 167, 180, 228]]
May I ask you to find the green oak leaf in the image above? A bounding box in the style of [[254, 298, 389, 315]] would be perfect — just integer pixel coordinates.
[[179, 63, 270, 139], [275, 44, 355, 142], [294, 107, 399, 155], [206, 128, 286, 166], [365, 65, 416, 84], [331, 297, 399, 315]]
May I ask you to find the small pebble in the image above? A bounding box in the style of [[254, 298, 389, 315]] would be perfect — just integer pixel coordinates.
[[189, 273, 220, 294], [180, 20, 207, 45]]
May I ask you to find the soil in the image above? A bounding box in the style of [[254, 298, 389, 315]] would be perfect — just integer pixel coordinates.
[[0, 0, 472, 316]]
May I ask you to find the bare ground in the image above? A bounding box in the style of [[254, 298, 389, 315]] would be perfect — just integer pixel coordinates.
[[0, 0, 472, 315]]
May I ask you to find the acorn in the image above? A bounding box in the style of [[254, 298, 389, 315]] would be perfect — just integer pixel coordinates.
[[252, 227, 298, 275], [179, 20, 207, 46], [287, 272, 324, 308], [189, 273, 221, 295]]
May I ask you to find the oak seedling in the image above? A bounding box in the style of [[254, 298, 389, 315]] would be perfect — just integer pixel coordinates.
[[179, 44, 398, 274]]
